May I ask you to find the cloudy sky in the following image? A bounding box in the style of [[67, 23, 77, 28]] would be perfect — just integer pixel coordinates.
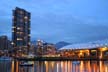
[[0, 0, 108, 43]]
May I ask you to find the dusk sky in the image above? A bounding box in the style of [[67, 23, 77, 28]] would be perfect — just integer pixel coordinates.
[[0, 0, 108, 43]]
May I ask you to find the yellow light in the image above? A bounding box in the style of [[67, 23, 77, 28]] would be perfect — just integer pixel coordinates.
[[79, 50, 83, 57], [91, 50, 96, 52], [11, 61, 14, 72], [87, 50, 90, 55], [100, 47, 107, 51], [79, 51, 83, 55]]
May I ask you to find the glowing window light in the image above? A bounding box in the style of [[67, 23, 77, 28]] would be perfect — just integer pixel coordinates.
[[24, 16, 28, 19], [17, 38, 22, 40], [17, 27, 21, 30]]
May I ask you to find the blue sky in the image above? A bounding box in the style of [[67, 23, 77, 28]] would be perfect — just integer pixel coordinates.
[[0, 0, 108, 43]]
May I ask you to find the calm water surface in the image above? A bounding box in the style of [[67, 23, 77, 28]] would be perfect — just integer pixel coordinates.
[[0, 60, 108, 72]]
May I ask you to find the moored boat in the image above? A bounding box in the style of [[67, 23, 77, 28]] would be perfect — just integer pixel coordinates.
[[19, 61, 33, 66]]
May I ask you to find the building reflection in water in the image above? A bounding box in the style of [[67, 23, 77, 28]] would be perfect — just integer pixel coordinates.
[[1, 60, 108, 72], [0, 61, 11, 72]]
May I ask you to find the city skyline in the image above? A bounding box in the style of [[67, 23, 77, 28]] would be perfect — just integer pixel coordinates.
[[0, 0, 108, 43]]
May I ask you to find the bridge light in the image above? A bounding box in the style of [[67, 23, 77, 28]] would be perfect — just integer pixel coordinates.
[[100, 47, 107, 51]]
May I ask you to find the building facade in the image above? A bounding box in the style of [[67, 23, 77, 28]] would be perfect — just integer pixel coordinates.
[[34, 39, 57, 56], [0, 36, 12, 50], [12, 7, 31, 53]]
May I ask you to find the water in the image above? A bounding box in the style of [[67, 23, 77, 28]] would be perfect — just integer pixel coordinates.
[[0, 60, 108, 72]]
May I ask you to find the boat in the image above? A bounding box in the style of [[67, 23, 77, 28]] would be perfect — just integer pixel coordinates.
[[19, 61, 33, 66]]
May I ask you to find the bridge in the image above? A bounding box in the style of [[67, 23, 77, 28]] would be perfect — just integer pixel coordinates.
[[58, 40, 108, 60]]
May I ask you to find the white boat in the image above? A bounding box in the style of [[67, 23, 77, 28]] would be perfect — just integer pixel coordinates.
[[19, 61, 33, 66]]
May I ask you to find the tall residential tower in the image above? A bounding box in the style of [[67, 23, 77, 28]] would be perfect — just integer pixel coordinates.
[[12, 7, 31, 53]]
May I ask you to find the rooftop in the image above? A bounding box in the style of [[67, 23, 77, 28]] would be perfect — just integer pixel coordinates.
[[59, 39, 108, 50]]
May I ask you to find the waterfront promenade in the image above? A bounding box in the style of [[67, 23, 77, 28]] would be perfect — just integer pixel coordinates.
[[15, 56, 108, 61]]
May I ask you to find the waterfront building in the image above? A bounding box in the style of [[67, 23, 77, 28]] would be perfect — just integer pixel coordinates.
[[0, 36, 11, 50], [12, 7, 31, 54], [34, 39, 57, 56], [43, 43, 56, 55], [0, 36, 13, 56], [35, 39, 44, 55]]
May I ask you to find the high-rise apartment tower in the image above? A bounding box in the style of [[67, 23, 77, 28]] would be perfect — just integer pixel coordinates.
[[12, 7, 31, 53]]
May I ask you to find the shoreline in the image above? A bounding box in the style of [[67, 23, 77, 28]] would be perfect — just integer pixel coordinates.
[[15, 57, 108, 61]]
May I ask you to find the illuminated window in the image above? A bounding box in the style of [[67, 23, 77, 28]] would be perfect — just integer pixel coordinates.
[[17, 27, 20, 30], [17, 38, 22, 40], [11, 42, 14, 45], [24, 16, 28, 19], [17, 27, 21, 30], [16, 32, 23, 34], [91, 50, 96, 52]]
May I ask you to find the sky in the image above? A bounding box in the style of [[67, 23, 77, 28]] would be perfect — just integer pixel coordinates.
[[0, 0, 108, 43]]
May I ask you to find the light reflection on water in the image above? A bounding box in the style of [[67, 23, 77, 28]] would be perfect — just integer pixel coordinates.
[[0, 60, 108, 72]]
